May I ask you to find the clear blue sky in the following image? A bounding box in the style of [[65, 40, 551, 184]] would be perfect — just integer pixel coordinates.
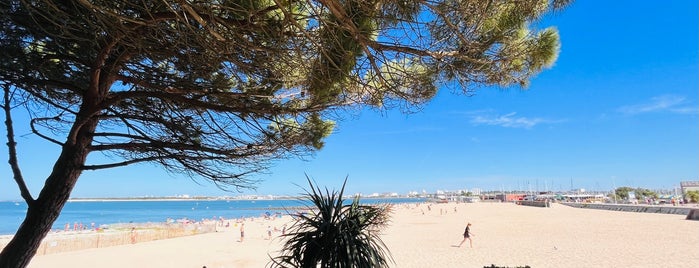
[[1, 1, 697, 200]]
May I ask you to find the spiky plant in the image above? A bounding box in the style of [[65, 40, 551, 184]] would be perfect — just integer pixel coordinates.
[[269, 177, 393, 268]]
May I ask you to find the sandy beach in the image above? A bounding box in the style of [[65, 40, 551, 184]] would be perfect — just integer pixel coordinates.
[[22, 202, 699, 268]]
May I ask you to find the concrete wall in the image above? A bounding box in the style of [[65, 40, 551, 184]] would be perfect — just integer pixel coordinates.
[[517, 201, 550, 208], [561, 203, 693, 216], [686, 209, 699, 220]]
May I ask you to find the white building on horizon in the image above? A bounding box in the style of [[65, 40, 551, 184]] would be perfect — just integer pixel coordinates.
[[469, 188, 482, 195]]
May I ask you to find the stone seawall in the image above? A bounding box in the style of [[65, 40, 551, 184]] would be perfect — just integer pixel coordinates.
[[561, 203, 693, 216], [685, 209, 699, 220], [517, 200, 550, 207]]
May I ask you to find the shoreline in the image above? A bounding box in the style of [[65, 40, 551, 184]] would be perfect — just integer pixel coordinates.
[[63, 196, 425, 202], [0, 215, 272, 256], [0, 198, 426, 235], [3, 200, 696, 237], [9, 202, 698, 267]]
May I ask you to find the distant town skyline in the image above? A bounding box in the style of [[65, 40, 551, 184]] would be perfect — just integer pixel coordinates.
[[1, 1, 697, 200]]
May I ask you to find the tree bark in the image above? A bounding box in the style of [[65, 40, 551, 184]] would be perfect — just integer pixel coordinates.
[[0, 120, 98, 268]]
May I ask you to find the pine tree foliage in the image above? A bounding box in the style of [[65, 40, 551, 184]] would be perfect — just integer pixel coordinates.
[[1, 0, 568, 187]]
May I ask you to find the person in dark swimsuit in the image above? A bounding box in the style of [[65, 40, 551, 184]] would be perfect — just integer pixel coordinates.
[[457, 222, 475, 248], [239, 222, 245, 242]]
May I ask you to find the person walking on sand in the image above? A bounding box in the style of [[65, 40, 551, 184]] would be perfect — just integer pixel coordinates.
[[239, 222, 245, 242], [130, 227, 137, 244], [457, 222, 475, 248]]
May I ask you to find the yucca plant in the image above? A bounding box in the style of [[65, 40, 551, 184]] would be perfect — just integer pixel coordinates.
[[269, 177, 393, 268]]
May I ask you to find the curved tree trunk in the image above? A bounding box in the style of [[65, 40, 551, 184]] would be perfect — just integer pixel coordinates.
[[0, 182, 76, 267], [0, 121, 98, 268]]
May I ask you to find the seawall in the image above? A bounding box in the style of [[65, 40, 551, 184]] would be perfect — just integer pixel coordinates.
[[561, 202, 693, 216], [517, 200, 550, 208]]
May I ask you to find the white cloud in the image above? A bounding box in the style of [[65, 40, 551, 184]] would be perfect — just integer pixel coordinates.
[[469, 112, 558, 129], [618, 95, 697, 115], [669, 106, 699, 115]]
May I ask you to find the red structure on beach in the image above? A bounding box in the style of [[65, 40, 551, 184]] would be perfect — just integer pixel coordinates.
[[496, 194, 527, 202]]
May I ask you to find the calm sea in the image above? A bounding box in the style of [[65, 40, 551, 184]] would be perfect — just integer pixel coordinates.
[[0, 198, 424, 235]]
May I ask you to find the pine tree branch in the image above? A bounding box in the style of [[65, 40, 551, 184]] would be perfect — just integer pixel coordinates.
[[30, 117, 65, 146], [81, 156, 166, 170], [2, 84, 34, 204]]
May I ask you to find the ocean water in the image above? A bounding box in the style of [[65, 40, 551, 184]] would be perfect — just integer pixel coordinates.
[[0, 198, 424, 235]]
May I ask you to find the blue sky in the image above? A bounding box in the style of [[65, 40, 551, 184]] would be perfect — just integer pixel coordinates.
[[1, 1, 697, 200]]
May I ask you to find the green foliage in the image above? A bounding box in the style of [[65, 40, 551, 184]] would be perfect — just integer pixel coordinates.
[[270, 177, 393, 268], [614, 187, 634, 200], [0, 0, 571, 189], [614, 187, 658, 200], [686, 191, 699, 203], [269, 114, 335, 150], [0, 0, 571, 187], [432, 0, 566, 88], [363, 58, 437, 107], [634, 188, 658, 199]]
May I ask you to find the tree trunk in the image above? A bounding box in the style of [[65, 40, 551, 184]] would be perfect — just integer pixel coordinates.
[[0, 188, 74, 267], [0, 124, 96, 267]]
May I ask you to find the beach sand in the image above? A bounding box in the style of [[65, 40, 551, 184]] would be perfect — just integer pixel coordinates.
[[24, 202, 699, 268]]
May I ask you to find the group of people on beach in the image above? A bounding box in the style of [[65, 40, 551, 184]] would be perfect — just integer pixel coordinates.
[[232, 215, 287, 243], [412, 202, 478, 249], [63, 222, 97, 232]]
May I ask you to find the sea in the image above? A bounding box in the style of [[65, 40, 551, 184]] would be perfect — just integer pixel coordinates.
[[0, 198, 424, 235]]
